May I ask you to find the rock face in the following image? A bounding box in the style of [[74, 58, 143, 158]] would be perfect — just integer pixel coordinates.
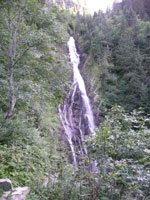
[[45, 0, 88, 14], [0, 187, 30, 200], [0, 179, 12, 191], [0, 179, 30, 200]]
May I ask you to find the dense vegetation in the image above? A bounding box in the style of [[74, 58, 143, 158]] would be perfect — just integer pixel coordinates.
[[0, 0, 72, 189], [75, 0, 150, 114], [0, 0, 150, 199]]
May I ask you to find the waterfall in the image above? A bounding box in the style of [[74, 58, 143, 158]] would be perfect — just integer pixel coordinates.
[[68, 37, 95, 133], [59, 37, 95, 168]]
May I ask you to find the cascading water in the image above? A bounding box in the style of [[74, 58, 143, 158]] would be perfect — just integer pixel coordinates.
[[68, 37, 95, 133], [59, 37, 95, 168]]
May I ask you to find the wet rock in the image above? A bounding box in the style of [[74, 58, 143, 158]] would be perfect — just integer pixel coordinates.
[[0, 179, 12, 191]]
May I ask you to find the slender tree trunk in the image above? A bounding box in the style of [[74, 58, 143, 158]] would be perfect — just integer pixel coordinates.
[[5, 15, 17, 120], [5, 64, 16, 120]]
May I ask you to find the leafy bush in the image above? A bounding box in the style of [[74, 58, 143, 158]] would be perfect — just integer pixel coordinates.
[[88, 106, 150, 199], [0, 119, 53, 186]]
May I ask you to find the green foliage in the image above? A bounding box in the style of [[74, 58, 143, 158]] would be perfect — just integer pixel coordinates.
[[0, 0, 72, 190], [75, 2, 150, 114], [25, 107, 150, 200], [0, 102, 60, 186], [25, 105, 150, 200], [88, 106, 150, 199]]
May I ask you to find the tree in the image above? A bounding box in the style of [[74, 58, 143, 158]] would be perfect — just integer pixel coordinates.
[[0, 0, 43, 119], [113, 29, 146, 111]]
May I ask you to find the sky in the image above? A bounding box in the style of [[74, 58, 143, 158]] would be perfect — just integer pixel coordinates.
[[85, 0, 122, 13]]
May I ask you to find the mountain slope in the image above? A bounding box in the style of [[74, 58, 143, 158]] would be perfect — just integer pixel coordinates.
[[45, 0, 88, 14]]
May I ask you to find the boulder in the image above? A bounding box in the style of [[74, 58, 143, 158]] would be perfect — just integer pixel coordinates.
[[0, 179, 12, 191], [10, 187, 30, 200], [0, 187, 30, 200]]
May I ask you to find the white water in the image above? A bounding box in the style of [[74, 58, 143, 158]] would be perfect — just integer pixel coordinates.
[[58, 104, 78, 168], [59, 37, 95, 168], [68, 37, 95, 133]]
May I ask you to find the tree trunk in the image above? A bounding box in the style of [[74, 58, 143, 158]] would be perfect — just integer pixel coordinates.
[[5, 64, 16, 120], [5, 17, 17, 120]]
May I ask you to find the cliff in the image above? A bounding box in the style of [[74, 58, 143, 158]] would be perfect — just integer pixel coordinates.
[[45, 0, 88, 14]]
